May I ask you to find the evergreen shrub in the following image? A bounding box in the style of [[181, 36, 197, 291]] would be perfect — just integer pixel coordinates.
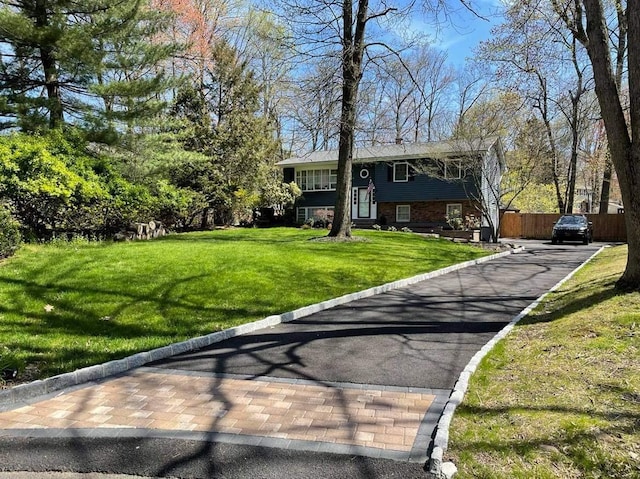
[[0, 206, 21, 258]]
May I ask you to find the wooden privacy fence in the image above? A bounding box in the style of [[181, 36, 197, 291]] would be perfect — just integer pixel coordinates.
[[500, 213, 627, 242]]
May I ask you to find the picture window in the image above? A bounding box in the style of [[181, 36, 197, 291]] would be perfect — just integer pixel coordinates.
[[295, 169, 338, 191]]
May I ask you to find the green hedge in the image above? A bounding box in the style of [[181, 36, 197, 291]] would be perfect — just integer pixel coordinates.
[[0, 131, 205, 240], [0, 205, 20, 258]]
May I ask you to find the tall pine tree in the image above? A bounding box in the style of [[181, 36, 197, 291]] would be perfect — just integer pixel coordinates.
[[170, 39, 280, 226], [0, 0, 181, 133]]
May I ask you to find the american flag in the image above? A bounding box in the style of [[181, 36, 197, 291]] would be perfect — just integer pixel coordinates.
[[365, 178, 375, 199]]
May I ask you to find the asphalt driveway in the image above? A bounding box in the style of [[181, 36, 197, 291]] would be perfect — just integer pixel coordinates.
[[151, 240, 599, 390], [0, 240, 602, 479]]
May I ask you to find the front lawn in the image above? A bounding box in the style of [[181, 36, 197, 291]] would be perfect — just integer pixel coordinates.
[[446, 245, 640, 479], [0, 228, 489, 382]]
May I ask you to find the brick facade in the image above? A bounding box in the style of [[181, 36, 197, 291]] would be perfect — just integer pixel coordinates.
[[377, 200, 480, 226]]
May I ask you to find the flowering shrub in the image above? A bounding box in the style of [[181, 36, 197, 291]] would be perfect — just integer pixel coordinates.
[[447, 208, 481, 231], [310, 208, 333, 228], [445, 208, 464, 230], [466, 215, 480, 229]]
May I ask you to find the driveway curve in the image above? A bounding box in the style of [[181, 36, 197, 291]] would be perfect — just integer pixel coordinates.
[[0, 240, 602, 479]]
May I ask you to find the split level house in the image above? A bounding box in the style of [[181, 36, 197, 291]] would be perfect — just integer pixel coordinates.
[[278, 137, 506, 240]]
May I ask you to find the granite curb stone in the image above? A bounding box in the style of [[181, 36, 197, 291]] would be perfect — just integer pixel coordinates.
[[426, 245, 607, 479], [0, 246, 521, 410]]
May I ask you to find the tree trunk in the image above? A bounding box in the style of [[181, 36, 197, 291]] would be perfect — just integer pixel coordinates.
[[616, 156, 640, 289], [546, 120, 565, 213], [582, 0, 640, 289], [566, 44, 584, 215], [201, 207, 210, 230], [566, 148, 577, 213], [537, 73, 565, 213], [598, 156, 612, 213], [329, 0, 368, 238], [35, 0, 63, 128], [598, 0, 627, 216]]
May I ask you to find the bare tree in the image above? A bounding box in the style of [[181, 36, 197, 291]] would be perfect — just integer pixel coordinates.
[[409, 44, 455, 142], [478, 0, 596, 214], [452, 65, 491, 127], [551, 0, 640, 289], [329, 0, 371, 237], [356, 41, 454, 145], [448, 92, 542, 240], [357, 67, 394, 145], [273, 0, 408, 238], [292, 58, 342, 151], [235, 10, 293, 157], [370, 55, 415, 143]]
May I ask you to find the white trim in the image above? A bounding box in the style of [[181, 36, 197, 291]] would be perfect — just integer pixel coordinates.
[[352, 187, 377, 220], [393, 162, 409, 182], [446, 203, 462, 218], [295, 168, 338, 192], [444, 160, 463, 180], [396, 204, 410, 222]]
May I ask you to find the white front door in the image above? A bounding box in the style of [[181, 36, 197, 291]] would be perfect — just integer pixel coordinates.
[[352, 187, 377, 220]]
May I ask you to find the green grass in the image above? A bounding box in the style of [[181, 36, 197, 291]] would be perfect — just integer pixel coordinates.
[[0, 227, 489, 381], [446, 245, 640, 479]]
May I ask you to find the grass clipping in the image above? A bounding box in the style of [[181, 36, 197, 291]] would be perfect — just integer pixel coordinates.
[[446, 245, 640, 479]]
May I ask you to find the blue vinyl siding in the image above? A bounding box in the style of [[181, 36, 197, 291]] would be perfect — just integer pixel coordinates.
[[370, 163, 476, 202], [294, 161, 479, 207], [352, 164, 375, 188]]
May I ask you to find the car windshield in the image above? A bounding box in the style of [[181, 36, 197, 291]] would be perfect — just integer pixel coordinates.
[[557, 216, 585, 225]]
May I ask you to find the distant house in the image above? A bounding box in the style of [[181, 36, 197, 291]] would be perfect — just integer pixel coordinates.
[[278, 137, 506, 239], [574, 184, 625, 214], [575, 184, 595, 213]]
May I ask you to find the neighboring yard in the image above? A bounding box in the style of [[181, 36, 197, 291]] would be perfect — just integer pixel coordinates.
[[447, 245, 640, 479], [0, 227, 489, 383]]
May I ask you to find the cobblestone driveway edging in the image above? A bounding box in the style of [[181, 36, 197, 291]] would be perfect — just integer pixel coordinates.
[[426, 245, 607, 479], [1, 247, 521, 409]]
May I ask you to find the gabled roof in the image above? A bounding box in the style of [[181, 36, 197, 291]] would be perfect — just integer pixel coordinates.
[[277, 137, 502, 167]]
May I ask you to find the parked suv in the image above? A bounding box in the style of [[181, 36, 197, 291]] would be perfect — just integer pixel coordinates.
[[551, 214, 593, 244]]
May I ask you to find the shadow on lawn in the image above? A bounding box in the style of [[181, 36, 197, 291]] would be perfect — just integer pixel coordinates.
[[0, 243, 606, 478], [0, 268, 280, 378], [519, 272, 624, 326], [143, 250, 594, 478], [2, 252, 431, 379]]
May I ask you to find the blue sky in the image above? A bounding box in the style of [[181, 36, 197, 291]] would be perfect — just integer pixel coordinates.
[[402, 0, 504, 66]]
